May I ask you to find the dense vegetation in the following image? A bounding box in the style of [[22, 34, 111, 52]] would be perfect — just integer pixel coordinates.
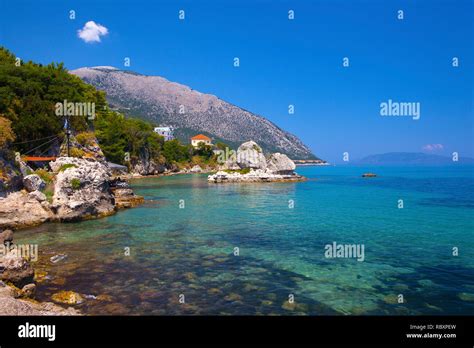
[[0, 47, 217, 169]]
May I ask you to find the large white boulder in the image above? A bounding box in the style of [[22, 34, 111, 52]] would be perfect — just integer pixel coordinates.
[[236, 141, 267, 170], [266, 153, 296, 174], [190, 165, 202, 173], [50, 157, 115, 221]]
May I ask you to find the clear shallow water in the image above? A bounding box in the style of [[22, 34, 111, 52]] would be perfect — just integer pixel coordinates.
[[15, 165, 474, 315]]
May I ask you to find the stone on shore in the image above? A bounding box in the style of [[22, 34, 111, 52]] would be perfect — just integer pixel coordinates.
[[0, 253, 35, 288], [0, 191, 54, 230], [23, 174, 45, 192], [190, 165, 202, 173]]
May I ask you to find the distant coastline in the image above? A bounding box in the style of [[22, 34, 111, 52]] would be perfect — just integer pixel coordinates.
[[294, 159, 330, 166]]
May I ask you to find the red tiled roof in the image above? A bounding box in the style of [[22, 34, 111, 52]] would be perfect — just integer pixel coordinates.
[[191, 134, 211, 141]]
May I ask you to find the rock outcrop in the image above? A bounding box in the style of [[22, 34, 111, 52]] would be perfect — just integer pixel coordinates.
[[132, 159, 166, 176], [59, 133, 106, 162], [266, 153, 296, 175], [112, 188, 144, 209], [209, 141, 304, 183], [0, 157, 144, 229], [236, 141, 267, 170], [50, 157, 115, 221], [0, 153, 24, 198], [0, 191, 54, 230], [23, 174, 45, 192], [190, 165, 202, 173], [0, 252, 35, 288]]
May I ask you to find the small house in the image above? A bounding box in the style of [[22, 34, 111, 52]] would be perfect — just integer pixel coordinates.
[[191, 134, 212, 147]]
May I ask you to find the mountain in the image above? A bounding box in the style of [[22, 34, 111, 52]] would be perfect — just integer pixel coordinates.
[[70, 66, 318, 160], [356, 152, 474, 166]]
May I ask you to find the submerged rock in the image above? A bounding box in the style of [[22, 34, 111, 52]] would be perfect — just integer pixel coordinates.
[[224, 293, 243, 302], [51, 291, 84, 305], [458, 292, 474, 302], [50, 254, 68, 264], [0, 282, 79, 315], [281, 301, 296, 311]]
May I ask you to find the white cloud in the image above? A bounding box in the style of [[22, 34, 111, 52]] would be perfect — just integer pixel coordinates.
[[77, 21, 109, 43], [422, 144, 444, 152]]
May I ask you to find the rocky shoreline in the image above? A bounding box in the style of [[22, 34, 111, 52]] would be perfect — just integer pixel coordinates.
[[0, 141, 304, 315], [0, 157, 143, 230], [0, 156, 147, 315]]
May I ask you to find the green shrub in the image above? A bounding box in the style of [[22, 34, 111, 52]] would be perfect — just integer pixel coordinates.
[[75, 132, 96, 146], [34, 168, 53, 184], [58, 163, 77, 172], [224, 167, 250, 175], [71, 178, 81, 190], [43, 184, 54, 203], [70, 148, 85, 158]]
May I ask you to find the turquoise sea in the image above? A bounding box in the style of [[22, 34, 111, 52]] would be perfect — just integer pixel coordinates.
[[15, 165, 474, 315]]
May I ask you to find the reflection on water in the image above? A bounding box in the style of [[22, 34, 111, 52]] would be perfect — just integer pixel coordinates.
[[14, 167, 474, 315]]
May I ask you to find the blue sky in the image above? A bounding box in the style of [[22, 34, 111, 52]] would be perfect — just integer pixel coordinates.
[[0, 0, 472, 162]]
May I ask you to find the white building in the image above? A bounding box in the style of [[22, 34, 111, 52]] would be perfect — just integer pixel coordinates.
[[154, 126, 174, 141]]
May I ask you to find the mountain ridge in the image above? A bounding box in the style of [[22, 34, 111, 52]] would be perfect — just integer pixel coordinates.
[[70, 66, 318, 160]]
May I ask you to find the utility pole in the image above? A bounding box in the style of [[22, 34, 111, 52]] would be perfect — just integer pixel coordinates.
[[66, 116, 71, 157]]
